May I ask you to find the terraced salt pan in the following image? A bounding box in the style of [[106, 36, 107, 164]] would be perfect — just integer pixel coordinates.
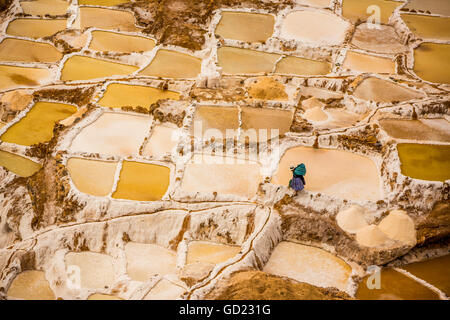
[[281, 10, 350, 45], [413, 43, 450, 84], [356, 268, 440, 300], [336, 205, 369, 234], [351, 23, 406, 54], [318, 108, 367, 129], [6, 19, 67, 39], [401, 14, 450, 41], [60, 56, 138, 81], [1, 101, 77, 146], [0, 150, 42, 177], [65, 252, 115, 289], [241, 107, 294, 141], [139, 49, 202, 79], [246, 77, 288, 101], [303, 107, 328, 122], [380, 119, 450, 142], [78, 7, 141, 32], [144, 279, 186, 300], [20, 0, 69, 16], [0, 38, 62, 63], [342, 51, 395, 74], [353, 77, 425, 103], [89, 31, 156, 53], [125, 242, 177, 281], [272, 146, 381, 201], [263, 242, 352, 292], [403, 0, 450, 16], [275, 56, 331, 76], [112, 161, 170, 201], [69, 113, 152, 156], [7, 271, 55, 300], [342, 0, 401, 24], [295, 0, 331, 8], [98, 83, 179, 109], [217, 47, 280, 75], [191, 105, 239, 137], [181, 154, 262, 198], [0, 65, 52, 91], [67, 158, 117, 196], [79, 0, 130, 5], [215, 12, 275, 43], [142, 123, 179, 157], [397, 143, 450, 182], [186, 241, 241, 265]]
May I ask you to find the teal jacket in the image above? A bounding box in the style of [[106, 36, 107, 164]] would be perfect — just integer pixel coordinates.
[[293, 164, 306, 176]]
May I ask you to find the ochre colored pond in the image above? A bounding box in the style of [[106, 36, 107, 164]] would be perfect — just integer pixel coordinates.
[[1, 102, 77, 146], [241, 107, 294, 142], [343, 51, 395, 74], [397, 143, 450, 182], [7, 270, 55, 300], [67, 158, 117, 196], [139, 49, 202, 79], [191, 105, 239, 137], [217, 47, 280, 75], [89, 31, 155, 53], [356, 268, 440, 300], [112, 161, 170, 201], [0, 38, 62, 63], [413, 43, 450, 84], [60, 56, 138, 81], [247, 77, 288, 101], [275, 56, 331, 76], [401, 14, 450, 41], [0, 65, 52, 91], [186, 241, 241, 265], [6, 19, 67, 39], [78, 0, 130, 5], [98, 83, 179, 109], [404, 0, 450, 16], [20, 0, 69, 16], [78, 7, 140, 32], [0, 150, 41, 177], [263, 241, 352, 292], [353, 77, 424, 102], [342, 0, 401, 24], [380, 119, 450, 142], [215, 11, 274, 43]]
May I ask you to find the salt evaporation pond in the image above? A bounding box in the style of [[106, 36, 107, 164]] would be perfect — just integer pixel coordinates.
[[79, 0, 130, 5], [89, 31, 156, 53], [351, 23, 406, 54], [403, 0, 450, 16], [0, 38, 62, 63], [413, 43, 450, 84], [6, 18, 67, 39], [78, 7, 140, 32], [217, 47, 280, 74], [353, 77, 424, 102], [0, 65, 51, 91], [191, 105, 239, 137], [20, 0, 69, 16], [380, 119, 450, 142], [88, 294, 123, 300], [342, 0, 401, 24], [7, 270, 55, 300], [186, 241, 241, 265], [241, 107, 294, 142], [144, 279, 186, 300], [0, 150, 41, 177], [401, 14, 450, 41], [275, 56, 331, 76], [142, 123, 179, 158], [342, 51, 395, 74]]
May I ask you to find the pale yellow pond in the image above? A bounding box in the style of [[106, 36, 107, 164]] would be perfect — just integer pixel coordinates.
[[88, 294, 123, 300], [215, 11, 274, 43], [401, 14, 450, 41], [0, 65, 52, 91], [343, 51, 395, 74], [78, 7, 140, 32], [1, 102, 76, 146], [0, 38, 62, 63], [139, 49, 202, 79], [20, 0, 69, 16], [65, 252, 115, 289], [191, 105, 239, 137], [7, 271, 55, 300], [98, 83, 179, 109], [67, 158, 117, 196], [142, 123, 179, 158], [6, 19, 67, 39], [241, 107, 294, 142], [89, 31, 155, 53], [413, 43, 450, 84], [78, 0, 130, 5], [342, 0, 401, 24], [60, 56, 138, 81], [112, 161, 171, 201], [276, 56, 331, 76], [186, 241, 241, 265], [353, 77, 424, 102], [0, 150, 42, 177], [144, 279, 186, 300], [380, 119, 450, 142], [217, 47, 280, 75]]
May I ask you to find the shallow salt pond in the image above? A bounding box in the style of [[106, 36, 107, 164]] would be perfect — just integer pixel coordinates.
[[78, 7, 140, 32], [275, 56, 331, 76], [342, 0, 401, 24], [78, 0, 130, 5], [89, 31, 155, 53], [413, 43, 450, 84], [0, 150, 41, 177], [139, 49, 202, 79], [356, 268, 440, 300], [88, 294, 123, 300], [217, 47, 280, 75], [272, 146, 381, 201], [351, 23, 406, 54], [65, 252, 115, 289], [69, 113, 152, 156], [0, 65, 52, 91], [98, 83, 179, 110], [241, 107, 294, 142], [144, 279, 186, 300], [67, 158, 117, 196], [125, 242, 177, 281], [263, 242, 352, 292], [0, 38, 62, 63], [397, 143, 450, 182], [296, 0, 331, 8], [401, 14, 450, 41], [342, 51, 395, 74], [353, 77, 424, 102], [181, 154, 262, 198], [403, 0, 450, 16], [191, 105, 239, 137], [215, 11, 274, 43], [186, 241, 241, 265], [7, 270, 55, 300], [380, 119, 450, 142], [20, 0, 69, 16], [247, 77, 288, 101], [1, 101, 76, 146], [112, 161, 170, 201], [60, 56, 138, 81], [281, 10, 350, 45], [6, 19, 67, 39], [142, 123, 179, 157]]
